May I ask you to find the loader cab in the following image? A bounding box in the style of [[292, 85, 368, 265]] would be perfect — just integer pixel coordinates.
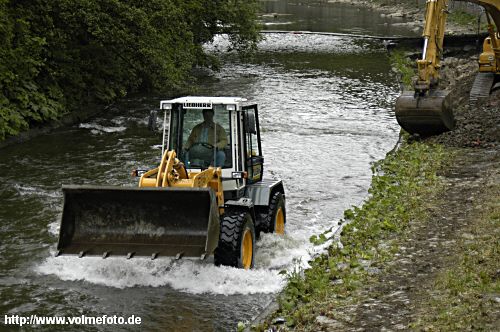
[[159, 97, 264, 197]]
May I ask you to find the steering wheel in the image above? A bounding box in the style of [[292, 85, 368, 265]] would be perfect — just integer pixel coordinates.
[[187, 142, 215, 151]]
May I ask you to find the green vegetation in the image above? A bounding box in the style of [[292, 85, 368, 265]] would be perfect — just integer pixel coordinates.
[[412, 188, 500, 330], [253, 141, 452, 331], [390, 50, 415, 89], [0, 0, 260, 140], [448, 9, 477, 27]]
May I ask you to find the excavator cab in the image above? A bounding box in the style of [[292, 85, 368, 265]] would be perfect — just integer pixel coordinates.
[[57, 97, 286, 269]]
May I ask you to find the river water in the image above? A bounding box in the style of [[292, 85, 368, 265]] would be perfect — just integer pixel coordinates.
[[1, 2, 408, 331]]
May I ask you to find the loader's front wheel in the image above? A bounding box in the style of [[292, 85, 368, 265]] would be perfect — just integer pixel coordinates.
[[214, 211, 255, 269], [262, 191, 286, 235]]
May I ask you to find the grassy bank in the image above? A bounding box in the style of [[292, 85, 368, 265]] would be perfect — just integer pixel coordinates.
[[253, 138, 499, 331], [412, 182, 500, 330], [252, 140, 453, 331]]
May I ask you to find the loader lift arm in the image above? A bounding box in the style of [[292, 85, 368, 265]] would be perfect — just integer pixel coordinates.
[[395, 0, 500, 136]]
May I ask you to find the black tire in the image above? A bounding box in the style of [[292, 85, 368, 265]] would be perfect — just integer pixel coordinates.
[[261, 191, 286, 234], [214, 211, 255, 269]]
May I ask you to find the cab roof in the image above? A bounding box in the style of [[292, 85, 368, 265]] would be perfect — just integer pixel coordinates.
[[160, 96, 247, 107]]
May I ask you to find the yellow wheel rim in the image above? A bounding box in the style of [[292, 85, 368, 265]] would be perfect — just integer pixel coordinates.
[[275, 207, 285, 235], [241, 229, 253, 269]]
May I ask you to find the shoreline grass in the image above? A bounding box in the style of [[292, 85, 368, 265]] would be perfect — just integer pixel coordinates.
[[252, 140, 453, 331]]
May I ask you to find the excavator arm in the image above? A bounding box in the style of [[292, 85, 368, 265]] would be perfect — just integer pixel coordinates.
[[415, 0, 449, 94], [395, 0, 500, 136]]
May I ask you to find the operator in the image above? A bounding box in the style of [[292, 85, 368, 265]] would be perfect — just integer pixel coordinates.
[[184, 109, 227, 167]]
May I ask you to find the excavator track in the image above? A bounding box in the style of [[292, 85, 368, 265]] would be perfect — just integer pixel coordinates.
[[469, 72, 495, 105]]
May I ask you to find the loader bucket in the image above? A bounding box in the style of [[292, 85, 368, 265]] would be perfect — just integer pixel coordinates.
[[395, 90, 455, 136], [57, 185, 220, 259]]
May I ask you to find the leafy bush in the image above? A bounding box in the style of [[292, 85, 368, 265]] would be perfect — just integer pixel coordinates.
[[0, 0, 260, 140]]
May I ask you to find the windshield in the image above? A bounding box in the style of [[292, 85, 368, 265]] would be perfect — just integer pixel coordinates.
[[179, 105, 231, 169]]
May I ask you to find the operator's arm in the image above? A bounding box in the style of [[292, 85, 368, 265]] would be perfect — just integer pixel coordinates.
[[185, 124, 201, 150], [216, 124, 227, 150]]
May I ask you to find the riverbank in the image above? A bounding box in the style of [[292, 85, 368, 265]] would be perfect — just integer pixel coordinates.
[[327, 0, 481, 35], [254, 145, 498, 332], [250, 22, 499, 332], [0, 103, 109, 150], [252, 116, 498, 329]]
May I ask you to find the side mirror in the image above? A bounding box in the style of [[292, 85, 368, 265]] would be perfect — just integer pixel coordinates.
[[244, 111, 257, 134]]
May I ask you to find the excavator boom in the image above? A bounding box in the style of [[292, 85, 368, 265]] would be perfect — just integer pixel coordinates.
[[395, 0, 500, 136]]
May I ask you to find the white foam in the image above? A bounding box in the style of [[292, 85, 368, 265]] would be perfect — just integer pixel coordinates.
[[79, 123, 127, 133], [263, 22, 294, 26], [12, 184, 61, 199], [38, 217, 337, 295], [37, 250, 285, 295], [48, 220, 60, 236]]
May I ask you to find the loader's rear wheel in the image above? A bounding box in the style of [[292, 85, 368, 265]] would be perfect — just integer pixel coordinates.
[[262, 191, 286, 234], [275, 205, 285, 235], [214, 211, 255, 269]]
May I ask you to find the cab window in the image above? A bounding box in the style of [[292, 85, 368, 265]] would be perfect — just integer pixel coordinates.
[[179, 105, 232, 169]]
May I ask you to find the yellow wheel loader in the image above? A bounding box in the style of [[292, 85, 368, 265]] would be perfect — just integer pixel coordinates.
[[395, 0, 500, 136], [56, 97, 286, 269]]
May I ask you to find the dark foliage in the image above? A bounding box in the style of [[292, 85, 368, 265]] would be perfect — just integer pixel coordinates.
[[0, 0, 260, 139]]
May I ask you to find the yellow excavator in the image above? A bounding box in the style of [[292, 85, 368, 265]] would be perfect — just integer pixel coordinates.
[[56, 97, 286, 269], [396, 0, 500, 136]]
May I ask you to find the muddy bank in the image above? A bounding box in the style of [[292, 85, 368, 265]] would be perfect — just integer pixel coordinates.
[[431, 82, 500, 148]]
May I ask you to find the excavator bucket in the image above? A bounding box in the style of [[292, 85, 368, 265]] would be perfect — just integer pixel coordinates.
[[395, 90, 455, 136], [56, 185, 220, 259]]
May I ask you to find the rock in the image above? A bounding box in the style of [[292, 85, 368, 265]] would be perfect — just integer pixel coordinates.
[[337, 262, 349, 270], [388, 11, 405, 18], [331, 278, 344, 285], [461, 233, 475, 240], [315, 315, 345, 329], [463, 44, 476, 52], [272, 317, 286, 325], [367, 267, 382, 275]]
